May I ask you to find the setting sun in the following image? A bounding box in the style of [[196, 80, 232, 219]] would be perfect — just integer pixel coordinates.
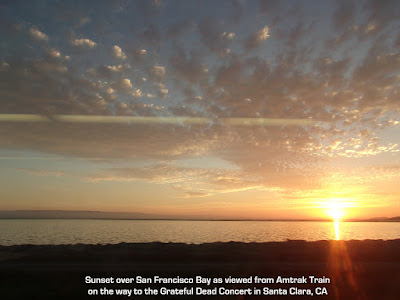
[[327, 199, 346, 221], [330, 207, 344, 221]]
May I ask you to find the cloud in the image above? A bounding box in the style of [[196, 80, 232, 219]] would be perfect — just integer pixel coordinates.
[[107, 64, 125, 72], [225, 32, 235, 40], [48, 48, 62, 58], [154, 83, 168, 96], [132, 88, 142, 97], [0, 62, 9, 71], [83, 153, 324, 198], [0, 54, 110, 115], [176, 191, 211, 198], [29, 27, 48, 41], [5, 123, 215, 160], [255, 26, 270, 41], [245, 25, 270, 48], [113, 78, 133, 90], [149, 65, 166, 81], [87, 64, 131, 80], [112, 45, 127, 60], [84, 162, 268, 197], [128, 49, 148, 63], [72, 38, 97, 48], [364, 23, 377, 34]]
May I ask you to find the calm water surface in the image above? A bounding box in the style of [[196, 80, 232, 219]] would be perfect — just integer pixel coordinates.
[[1, 219, 400, 245]]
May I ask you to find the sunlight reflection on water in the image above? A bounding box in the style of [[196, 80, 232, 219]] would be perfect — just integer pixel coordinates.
[[334, 220, 340, 240], [1, 219, 400, 245]]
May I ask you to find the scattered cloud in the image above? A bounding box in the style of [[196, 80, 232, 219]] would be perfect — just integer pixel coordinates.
[[132, 88, 142, 97], [72, 38, 97, 48], [29, 27, 48, 41], [245, 25, 270, 48], [221, 32, 235, 40], [0, 62, 9, 71], [114, 78, 133, 90], [154, 83, 168, 96], [149, 65, 166, 81], [112, 45, 127, 60], [48, 48, 62, 58]]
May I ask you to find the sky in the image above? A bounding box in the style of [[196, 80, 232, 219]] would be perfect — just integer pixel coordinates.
[[0, 0, 399, 220]]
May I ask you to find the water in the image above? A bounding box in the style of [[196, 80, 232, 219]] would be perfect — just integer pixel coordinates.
[[1, 219, 400, 246]]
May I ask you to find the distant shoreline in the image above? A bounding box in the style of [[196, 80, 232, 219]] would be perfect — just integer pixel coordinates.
[[0, 210, 399, 222], [1, 218, 400, 222]]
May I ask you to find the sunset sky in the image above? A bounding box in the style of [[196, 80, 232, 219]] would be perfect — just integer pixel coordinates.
[[0, 0, 399, 220]]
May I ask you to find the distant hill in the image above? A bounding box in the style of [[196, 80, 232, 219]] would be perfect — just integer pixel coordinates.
[[362, 217, 390, 222], [350, 216, 400, 222]]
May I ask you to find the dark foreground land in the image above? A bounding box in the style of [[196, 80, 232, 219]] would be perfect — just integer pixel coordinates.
[[1, 239, 400, 299]]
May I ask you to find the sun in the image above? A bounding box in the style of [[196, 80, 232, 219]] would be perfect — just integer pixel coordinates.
[[329, 207, 344, 221], [327, 199, 346, 221]]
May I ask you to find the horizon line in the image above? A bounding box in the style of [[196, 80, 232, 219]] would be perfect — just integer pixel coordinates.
[[0, 209, 398, 222]]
